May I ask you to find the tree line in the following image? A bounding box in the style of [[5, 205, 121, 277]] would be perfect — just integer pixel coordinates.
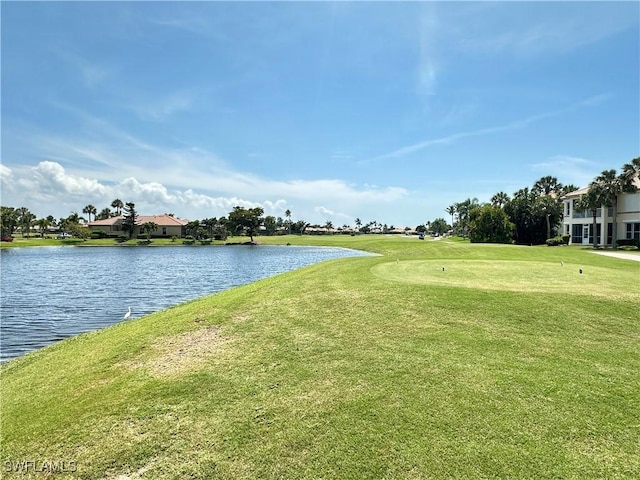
[[434, 158, 639, 246], [2, 158, 637, 244]]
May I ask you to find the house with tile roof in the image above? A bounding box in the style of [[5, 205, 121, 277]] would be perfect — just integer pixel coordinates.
[[561, 178, 640, 246], [88, 214, 189, 238]]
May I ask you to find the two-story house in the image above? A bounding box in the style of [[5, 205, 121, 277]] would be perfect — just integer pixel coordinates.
[[561, 179, 640, 246]]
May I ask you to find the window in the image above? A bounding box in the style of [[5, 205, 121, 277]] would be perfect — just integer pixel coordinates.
[[572, 224, 583, 244], [565, 201, 570, 216], [626, 223, 640, 240], [607, 223, 613, 245], [162, 227, 167, 236]]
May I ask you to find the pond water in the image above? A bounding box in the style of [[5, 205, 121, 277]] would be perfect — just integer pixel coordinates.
[[0, 245, 370, 362]]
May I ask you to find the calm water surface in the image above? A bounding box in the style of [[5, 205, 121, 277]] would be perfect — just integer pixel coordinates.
[[0, 245, 370, 362]]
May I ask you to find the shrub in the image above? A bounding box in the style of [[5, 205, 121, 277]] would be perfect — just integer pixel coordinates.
[[616, 239, 640, 249], [90, 231, 108, 239], [561, 234, 570, 245], [546, 236, 566, 246]]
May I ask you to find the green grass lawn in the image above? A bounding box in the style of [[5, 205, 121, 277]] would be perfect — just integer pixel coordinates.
[[1, 236, 639, 479]]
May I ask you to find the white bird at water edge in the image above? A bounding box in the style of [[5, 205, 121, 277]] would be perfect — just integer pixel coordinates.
[[123, 307, 131, 320]]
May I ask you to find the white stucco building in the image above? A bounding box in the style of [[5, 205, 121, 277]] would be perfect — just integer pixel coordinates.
[[561, 179, 640, 246]]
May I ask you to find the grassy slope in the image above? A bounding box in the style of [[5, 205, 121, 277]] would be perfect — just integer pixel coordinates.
[[1, 236, 639, 479]]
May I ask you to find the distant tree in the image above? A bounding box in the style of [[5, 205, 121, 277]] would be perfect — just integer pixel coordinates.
[[532, 176, 563, 196], [468, 205, 514, 244], [490, 192, 510, 208], [82, 204, 97, 223], [66, 212, 82, 224], [0, 206, 19, 237], [355, 218, 362, 232], [201, 218, 218, 238], [97, 207, 112, 220], [445, 204, 456, 227], [454, 198, 479, 236], [291, 220, 309, 235], [65, 222, 90, 240], [111, 199, 124, 216], [264, 215, 277, 236], [16, 207, 36, 237], [285, 209, 292, 234], [35, 217, 52, 238], [228, 206, 264, 242], [430, 218, 450, 235], [185, 220, 202, 238], [46, 215, 57, 226], [122, 202, 138, 239], [324, 220, 334, 232], [141, 221, 159, 239]]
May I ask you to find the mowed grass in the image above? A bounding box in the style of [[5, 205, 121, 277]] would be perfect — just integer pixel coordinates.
[[1, 236, 639, 479]]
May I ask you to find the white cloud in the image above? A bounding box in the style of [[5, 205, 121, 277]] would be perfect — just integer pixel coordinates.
[[0, 161, 408, 224], [0, 164, 13, 182]]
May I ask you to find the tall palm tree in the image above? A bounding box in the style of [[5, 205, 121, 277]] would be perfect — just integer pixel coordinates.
[[591, 167, 637, 248], [532, 176, 563, 196], [111, 199, 124, 216], [355, 218, 362, 232], [16, 207, 35, 237], [490, 192, 510, 208], [285, 209, 292, 234], [445, 204, 456, 227], [622, 157, 640, 184], [575, 188, 604, 248], [82, 204, 97, 223]]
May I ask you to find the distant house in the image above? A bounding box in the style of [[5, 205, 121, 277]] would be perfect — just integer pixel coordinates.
[[561, 178, 640, 246], [88, 215, 189, 238]]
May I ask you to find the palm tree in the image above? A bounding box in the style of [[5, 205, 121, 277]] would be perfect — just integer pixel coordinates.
[[355, 218, 362, 232], [575, 188, 604, 248], [35, 218, 51, 238], [111, 199, 124, 216], [285, 209, 292, 234], [16, 207, 35, 237], [445, 204, 456, 227], [97, 207, 112, 220], [622, 157, 640, 183], [324, 220, 334, 232], [532, 176, 563, 196], [82, 204, 97, 223], [591, 166, 637, 248], [490, 192, 510, 208]]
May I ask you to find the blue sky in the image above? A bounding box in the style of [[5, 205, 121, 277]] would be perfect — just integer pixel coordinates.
[[1, 1, 638, 227]]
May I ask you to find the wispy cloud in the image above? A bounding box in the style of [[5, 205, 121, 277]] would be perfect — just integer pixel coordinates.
[[361, 94, 612, 164], [50, 47, 113, 88], [531, 155, 600, 188], [452, 3, 638, 58]]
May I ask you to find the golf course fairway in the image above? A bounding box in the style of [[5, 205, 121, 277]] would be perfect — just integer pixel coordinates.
[[1, 236, 638, 479]]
